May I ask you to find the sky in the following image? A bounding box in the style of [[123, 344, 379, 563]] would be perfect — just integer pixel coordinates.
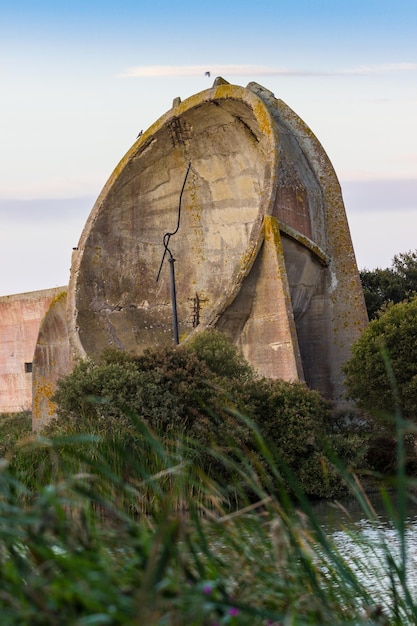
[[0, 0, 416, 296]]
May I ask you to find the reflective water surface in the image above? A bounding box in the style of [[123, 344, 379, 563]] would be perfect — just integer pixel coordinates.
[[314, 494, 417, 614]]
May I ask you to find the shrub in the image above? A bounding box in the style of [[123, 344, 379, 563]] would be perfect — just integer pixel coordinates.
[[343, 296, 417, 422], [360, 248, 417, 319], [52, 344, 237, 445], [40, 331, 366, 500], [237, 378, 366, 498], [0, 417, 399, 626], [185, 328, 254, 380]]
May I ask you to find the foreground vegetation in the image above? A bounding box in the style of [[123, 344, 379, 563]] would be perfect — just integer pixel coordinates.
[[0, 328, 416, 623], [344, 295, 417, 426], [28, 330, 365, 502], [0, 402, 416, 624]]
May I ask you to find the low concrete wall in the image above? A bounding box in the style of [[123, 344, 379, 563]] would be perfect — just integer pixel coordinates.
[[32, 290, 70, 431], [0, 287, 66, 413]]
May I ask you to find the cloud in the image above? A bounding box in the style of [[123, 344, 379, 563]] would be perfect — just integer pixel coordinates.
[[349, 208, 417, 270], [0, 197, 94, 223], [0, 177, 103, 201], [342, 62, 417, 75], [120, 63, 417, 79], [0, 197, 94, 296], [119, 64, 324, 78], [341, 178, 417, 212]]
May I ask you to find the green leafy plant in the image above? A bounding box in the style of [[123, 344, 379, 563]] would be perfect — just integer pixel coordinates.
[[185, 329, 254, 381], [343, 296, 417, 423], [1, 398, 416, 624], [35, 330, 364, 501], [360, 249, 417, 319], [3, 332, 417, 623]]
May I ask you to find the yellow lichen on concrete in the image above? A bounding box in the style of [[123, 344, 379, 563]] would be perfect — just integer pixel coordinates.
[[49, 289, 67, 307], [32, 378, 56, 421], [39, 77, 368, 428], [233, 214, 304, 381]]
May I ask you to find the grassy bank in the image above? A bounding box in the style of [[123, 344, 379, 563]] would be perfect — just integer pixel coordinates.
[[0, 406, 415, 625], [0, 410, 31, 456]]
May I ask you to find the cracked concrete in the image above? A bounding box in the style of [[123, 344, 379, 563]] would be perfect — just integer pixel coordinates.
[[29, 78, 367, 429]]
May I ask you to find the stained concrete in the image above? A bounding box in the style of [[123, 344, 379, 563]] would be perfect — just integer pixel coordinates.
[[68, 83, 278, 362], [32, 290, 70, 431], [30, 78, 368, 428], [0, 287, 65, 413]]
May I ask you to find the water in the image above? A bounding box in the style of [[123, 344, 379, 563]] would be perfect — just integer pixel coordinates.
[[314, 494, 417, 617]]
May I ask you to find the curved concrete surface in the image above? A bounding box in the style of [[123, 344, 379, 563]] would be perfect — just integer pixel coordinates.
[[68, 82, 278, 362], [30, 77, 368, 430]]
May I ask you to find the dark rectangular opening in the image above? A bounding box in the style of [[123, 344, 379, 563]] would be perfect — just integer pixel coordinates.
[[24, 362, 33, 373]]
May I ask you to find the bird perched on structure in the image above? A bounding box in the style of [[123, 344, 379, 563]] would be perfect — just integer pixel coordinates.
[[137, 129, 143, 138], [205, 71, 210, 77]]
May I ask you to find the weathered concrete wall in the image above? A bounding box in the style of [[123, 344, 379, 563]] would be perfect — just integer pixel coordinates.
[[32, 290, 70, 431], [68, 81, 278, 362], [216, 216, 304, 382], [64, 77, 367, 408], [0, 287, 66, 413], [30, 78, 367, 429], [254, 83, 368, 402]]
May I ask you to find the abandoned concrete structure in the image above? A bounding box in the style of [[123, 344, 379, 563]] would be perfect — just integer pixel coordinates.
[[0, 287, 65, 413], [2, 78, 369, 430]]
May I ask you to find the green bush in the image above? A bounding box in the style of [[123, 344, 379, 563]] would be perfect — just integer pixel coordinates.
[[185, 328, 254, 380], [360, 248, 417, 319], [237, 378, 366, 498], [343, 296, 417, 421], [0, 416, 401, 626], [51, 343, 240, 451], [33, 331, 366, 500], [6, 339, 407, 622]]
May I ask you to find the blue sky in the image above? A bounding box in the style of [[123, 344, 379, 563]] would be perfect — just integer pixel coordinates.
[[0, 0, 416, 295]]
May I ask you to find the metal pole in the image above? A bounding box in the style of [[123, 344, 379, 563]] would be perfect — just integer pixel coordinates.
[[156, 162, 192, 346], [168, 256, 179, 345]]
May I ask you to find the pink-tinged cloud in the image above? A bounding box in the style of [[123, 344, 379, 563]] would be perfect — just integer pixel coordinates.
[[342, 62, 417, 75], [119, 64, 322, 78], [120, 63, 417, 79], [341, 179, 417, 212]]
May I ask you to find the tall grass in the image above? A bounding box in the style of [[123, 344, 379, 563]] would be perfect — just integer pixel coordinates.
[[0, 402, 416, 625]]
